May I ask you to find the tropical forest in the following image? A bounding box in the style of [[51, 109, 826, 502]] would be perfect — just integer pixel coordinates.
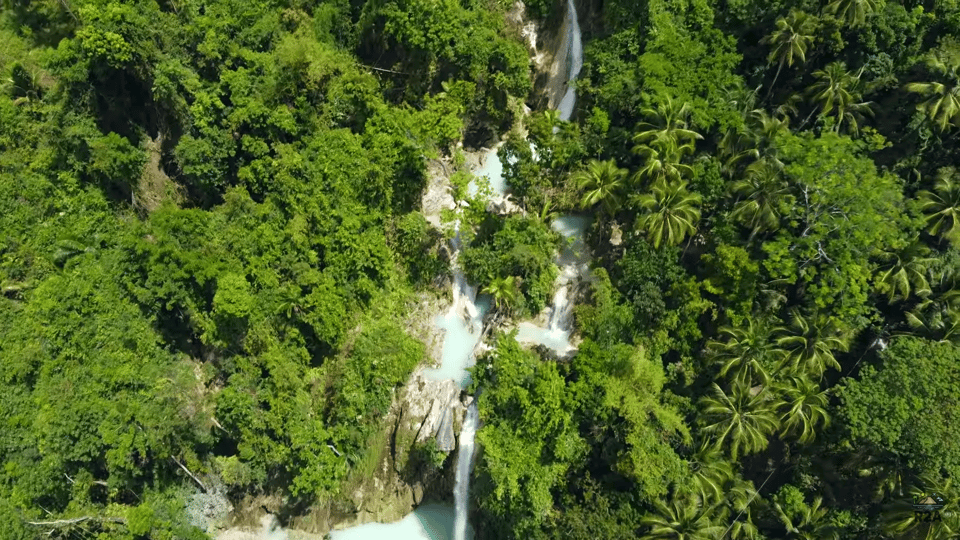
[[2, 0, 960, 539]]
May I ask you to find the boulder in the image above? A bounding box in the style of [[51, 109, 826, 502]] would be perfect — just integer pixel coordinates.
[[486, 196, 523, 216], [402, 368, 465, 443], [610, 222, 623, 246], [435, 407, 457, 451], [422, 159, 457, 229]]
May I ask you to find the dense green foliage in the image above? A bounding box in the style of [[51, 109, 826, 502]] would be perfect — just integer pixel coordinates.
[[839, 337, 960, 479], [461, 215, 560, 316], [0, 0, 527, 537], [468, 0, 960, 539], [4, 0, 960, 538]]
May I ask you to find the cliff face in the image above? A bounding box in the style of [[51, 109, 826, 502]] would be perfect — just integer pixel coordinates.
[[508, 0, 591, 114], [507, 0, 565, 112], [217, 290, 468, 537], [307, 370, 468, 534], [287, 282, 470, 533], [221, 383, 468, 537]]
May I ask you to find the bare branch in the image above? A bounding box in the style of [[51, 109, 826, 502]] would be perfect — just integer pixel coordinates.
[[28, 517, 91, 527], [357, 63, 410, 75], [172, 456, 208, 493], [27, 516, 126, 527], [58, 0, 80, 21], [210, 416, 229, 434]]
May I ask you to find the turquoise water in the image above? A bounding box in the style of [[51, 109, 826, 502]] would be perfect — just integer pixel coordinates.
[[515, 215, 591, 356], [333, 1, 584, 535], [329, 503, 472, 540], [470, 144, 508, 198], [423, 276, 490, 388]]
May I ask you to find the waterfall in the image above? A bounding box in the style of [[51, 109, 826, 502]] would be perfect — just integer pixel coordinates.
[[514, 0, 586, 356], [450, 232, 480, 322], [426, 225, 488, 387], [332, 1, 584, 538], [557, 0, 583, 122], [546, 284, 573, 334], [450, 2, 584, 536], [453, 403, 480, 540], [516, 216, 591, 358]]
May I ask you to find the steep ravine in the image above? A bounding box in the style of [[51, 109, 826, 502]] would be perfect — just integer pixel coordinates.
[[335, 0, 588, 535], [214, 1, 583, 538]]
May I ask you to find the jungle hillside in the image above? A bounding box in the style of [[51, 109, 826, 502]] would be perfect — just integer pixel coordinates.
[[2, 0, 960, 539]]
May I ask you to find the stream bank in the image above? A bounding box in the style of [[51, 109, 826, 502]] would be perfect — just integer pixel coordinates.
[[330, 0, 589, 535], [214, 0, 583, 537]]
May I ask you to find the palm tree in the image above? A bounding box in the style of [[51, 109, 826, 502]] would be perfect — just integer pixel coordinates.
[[874, 241, 934, 303], [706, 317, 785, 388], [904, 290, 960, 344], [762, 10, 818, 98], [904, 44, 960, 132], [723, 81, 762, 119], [683, 442, 735, 504], [805, 61, 873, 134], [918, 167, 960, 241], [824, 0, 881, 27], [774, 310, 849, 377], [718, 110, 790, 178], [641, 493, 725, 540], [538, 196, 561, 222], [3, 62, 43, 105], [745, 109, 791, 160], [773, 495, 839, 540], [729, 159, 793, 240], [699, 383, 778, 460], [720, 476, 763, 540], [53, 234, 105, 268], [484, 275, 518, 314], [718, 130, 760, 178], [573, 159, 628, 218], [773, 375, 830, 444], [927, 251, 960, 291], [883, 473, 960, 540], [633, 97, 704, 151], [842, 448, 916, 502], [717, 86, 761, 176], [633, 180, 702, 249], [632, 139, 697, 185]]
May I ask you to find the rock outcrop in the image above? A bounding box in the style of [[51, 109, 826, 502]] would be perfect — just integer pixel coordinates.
[[319, 369, 469, 533], [422, 159, 457, 230], [486, 195, 523, 216], [506, 0, 575, 113], [401, 369, 469, 448]]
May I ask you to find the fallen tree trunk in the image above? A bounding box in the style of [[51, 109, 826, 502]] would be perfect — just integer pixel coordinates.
[[172, 456, 208, 493], [27, 516, 126, 527]]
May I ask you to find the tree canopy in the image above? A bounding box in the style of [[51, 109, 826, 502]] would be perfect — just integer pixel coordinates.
[[4, 0, 960, 538]]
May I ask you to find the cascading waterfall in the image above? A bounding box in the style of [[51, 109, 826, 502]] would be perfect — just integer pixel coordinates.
[[333, 1, 584, 537], [425, 223, 488, 387], [556, 0, 583, 122], [516, 0, 587, 358], [515, 216, 591, 357], [449, 228, 480, 322], [453, 403, 480, 540], [452, 0, 586, 528]]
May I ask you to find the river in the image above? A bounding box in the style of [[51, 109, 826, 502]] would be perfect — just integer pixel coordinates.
[[331, 0, 584, 537]]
